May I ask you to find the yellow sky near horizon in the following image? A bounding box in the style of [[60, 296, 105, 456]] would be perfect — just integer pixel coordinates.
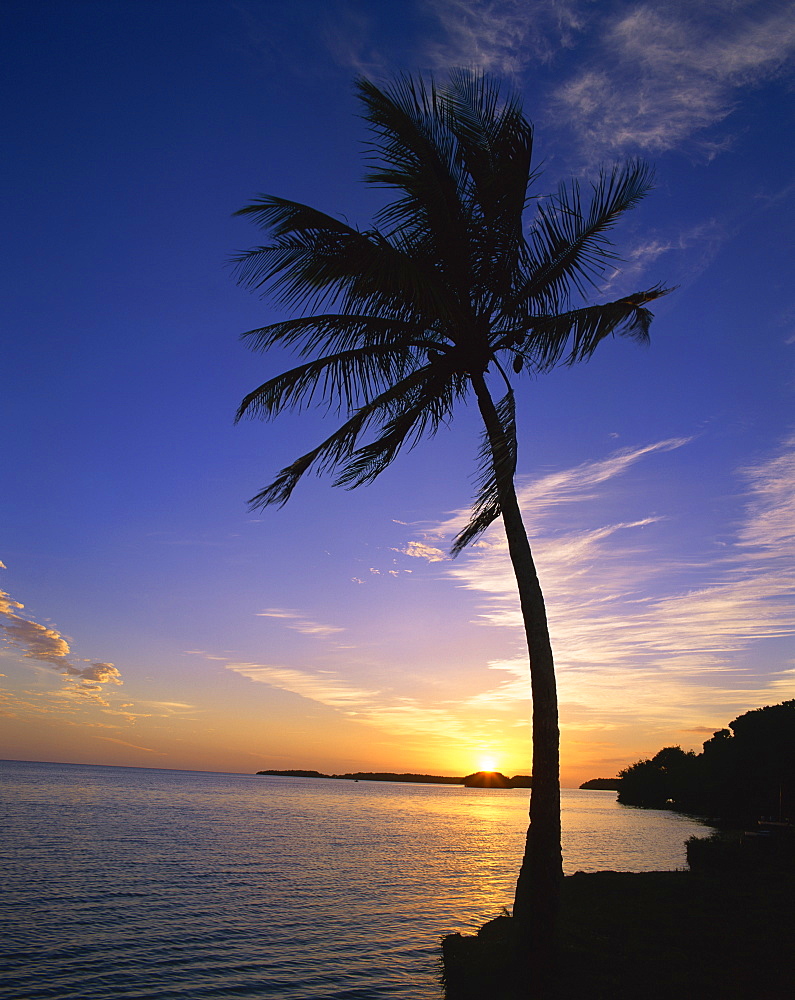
[[3, 434, 795, 786]]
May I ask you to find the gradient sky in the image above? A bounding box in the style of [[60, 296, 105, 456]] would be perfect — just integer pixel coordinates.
[[2, 0, 794, 786]]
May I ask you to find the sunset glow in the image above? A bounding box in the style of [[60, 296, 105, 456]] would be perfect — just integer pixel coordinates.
[[2, 2, 794, 786]]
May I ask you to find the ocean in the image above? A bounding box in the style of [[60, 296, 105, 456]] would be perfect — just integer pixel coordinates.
[[0, 760, 708, 999]]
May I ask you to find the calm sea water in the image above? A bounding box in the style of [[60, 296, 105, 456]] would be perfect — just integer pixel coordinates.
[[0, 760, 707, 999]]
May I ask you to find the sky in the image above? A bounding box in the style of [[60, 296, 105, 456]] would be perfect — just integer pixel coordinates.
[[2, 0, 794, 787]]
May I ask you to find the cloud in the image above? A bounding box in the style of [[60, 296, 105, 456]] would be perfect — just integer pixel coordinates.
[[433, 437, 689, 535], [394, 540, 448, 562], [255, 608, 344, 637], [348, 698, 485, 743], [0, 591, 70, 664], [323, 4, 388, 76], [737, 436, 795, 553], [423, 0, 585, 73], [552, 1, 795, 156], [225, 661, 380, 708], [95, 736, 167, 755], [140, 700, 197, 710], [428, 434, 795, 733], [65, 661, 122, 685], [601, 221, 726, 296], [223, 658, 500, 747], [420, 0, 795, 159], [0, 581, 123, 694], [199, 438, 793, 764]]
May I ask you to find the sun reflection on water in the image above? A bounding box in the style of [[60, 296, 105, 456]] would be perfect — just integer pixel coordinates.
[[1, 763, 710, 1000]]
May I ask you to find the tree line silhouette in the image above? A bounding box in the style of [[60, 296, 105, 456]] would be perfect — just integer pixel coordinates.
[[256, 769, 533, 787], [617, 699, 795, 824]]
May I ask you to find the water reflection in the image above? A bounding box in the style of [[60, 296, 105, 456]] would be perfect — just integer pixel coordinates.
[[1, 763, 708, 1000]]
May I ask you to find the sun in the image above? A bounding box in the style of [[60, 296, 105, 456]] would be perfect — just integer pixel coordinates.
[[476, 754, 499, 773]]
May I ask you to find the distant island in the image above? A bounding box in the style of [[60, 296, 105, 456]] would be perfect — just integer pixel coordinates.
[[579, 777, 622, 790], [464, 771, 533, 788], [256, 769, 533, 788]]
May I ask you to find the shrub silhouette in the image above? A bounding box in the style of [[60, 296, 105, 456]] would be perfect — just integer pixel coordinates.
[[617, 700, 794, 823]]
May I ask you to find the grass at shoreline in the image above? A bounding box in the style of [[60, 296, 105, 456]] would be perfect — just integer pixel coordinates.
[[442, 861, 793, 999]]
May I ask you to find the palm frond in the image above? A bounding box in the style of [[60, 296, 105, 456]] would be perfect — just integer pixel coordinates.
[[356, 76, 474, 294], [443, 71, 534, 229], [231, 221, 458, 324], [510, 287, 670, 372], [334, 367, 462, 489], [247, 364, 457, 509], [235, 342, 423, 421], [452, 390, 517, 555], [357, 76, 465, 229], [239, 314, 428, 358], [234, 195, 361, 239], [234, 72, 667, 529], [519, 160, 655, 310]]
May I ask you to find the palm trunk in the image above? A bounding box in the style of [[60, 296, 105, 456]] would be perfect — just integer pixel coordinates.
[[472, 373, 562, 987]]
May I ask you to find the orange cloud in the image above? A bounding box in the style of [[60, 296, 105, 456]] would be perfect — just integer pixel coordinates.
[[0, 577, 124, 696]]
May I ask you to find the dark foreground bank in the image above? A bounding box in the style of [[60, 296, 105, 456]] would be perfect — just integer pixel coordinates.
[[442, 845, 793, 999]]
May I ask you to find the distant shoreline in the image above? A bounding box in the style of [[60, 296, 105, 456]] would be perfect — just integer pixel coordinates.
[[579, 777, 621, 790], [255, 768, 533, 788]]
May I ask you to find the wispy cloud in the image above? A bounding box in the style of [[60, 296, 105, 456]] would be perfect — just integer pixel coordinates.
[[198, 436, 793, 770], [223, 659, 500, 747], [431, 434, 795, 735], [737, 437, 795, 553], [423, 0, 585, 74], [225, 661, 380, 708], [255, 608, 345, 638], [601, 221, 726, 296], [439, 437, 690, 533], [420, 0, 795, 159], [323, 4, 388, 76], [95, 736, 167, 755], [314, 0, 793, 188], [141, 700, 197, 710], [553, 1, 795, 156]]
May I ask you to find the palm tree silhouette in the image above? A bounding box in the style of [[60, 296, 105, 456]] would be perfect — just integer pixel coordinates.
[[233, 71, 668, 978]]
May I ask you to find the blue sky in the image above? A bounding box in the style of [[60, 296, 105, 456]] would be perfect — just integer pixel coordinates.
[[2, 0, 793, 784]]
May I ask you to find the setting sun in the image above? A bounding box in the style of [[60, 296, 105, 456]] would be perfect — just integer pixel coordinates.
[[477, 755, 498, 773]]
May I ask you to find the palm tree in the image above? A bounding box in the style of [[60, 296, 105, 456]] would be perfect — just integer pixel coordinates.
[[232, 71, 668, 981]]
